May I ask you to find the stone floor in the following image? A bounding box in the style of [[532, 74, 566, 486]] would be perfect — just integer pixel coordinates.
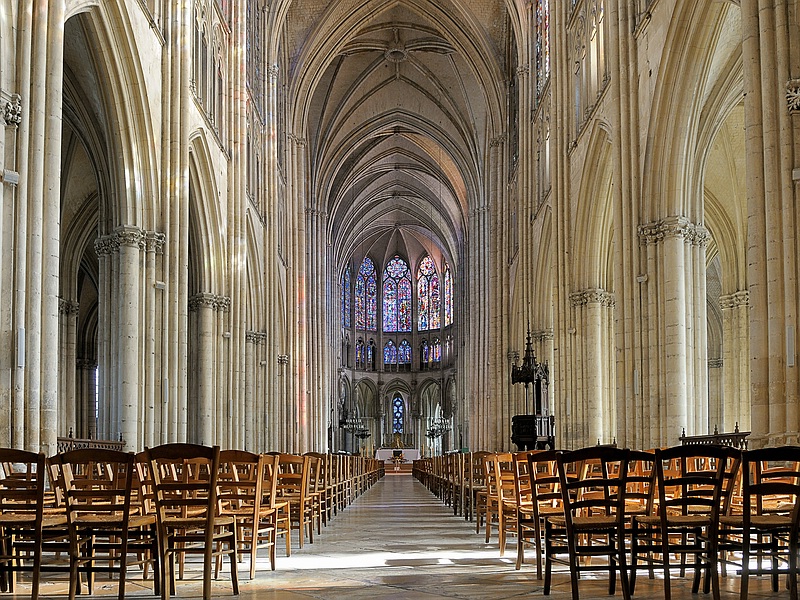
[[15, 472, 792, 598]]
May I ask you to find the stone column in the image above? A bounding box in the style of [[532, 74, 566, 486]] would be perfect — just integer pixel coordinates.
[[75, 359, 97, 439], [570, 289, 616, 446], [720, 291, 750, 431], [58, 299, 79, 436], [188, 293, 216, 445], [117, 228, 142, 450], [639, 217, 710, 443]]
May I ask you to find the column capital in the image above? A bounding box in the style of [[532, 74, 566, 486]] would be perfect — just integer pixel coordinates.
[[570, 288, 615, 307], [4, 93, 21, 126], [58, 298, 80, 316], [144, 230, 167, 254], [638, 216, 709, 246], [719, 290, 749, 309], [288, 133, 307, 147], [188, 293, 231, 312], [787, 79, 800, 114], [246, 331, 268, 344]]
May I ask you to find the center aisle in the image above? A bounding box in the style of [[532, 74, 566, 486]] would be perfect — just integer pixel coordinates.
[[249, 472, 536, 599]]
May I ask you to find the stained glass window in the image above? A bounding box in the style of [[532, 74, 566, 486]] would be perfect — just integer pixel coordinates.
[[420, 340, 429, 367], [536, 0, 550, 98], [383, 256, 412, 332], [384, 340, 397, 366], [392, 394, 404, 434], [367, 339, 376, 370], [443, 264, 453, 327], [355, 338, 364, 369], [399, 339, 411, 364], [417, 256, 441, 331], [432, 338, 442, 362], [341, 266, 351, 327], [356, 257, 377, 330]]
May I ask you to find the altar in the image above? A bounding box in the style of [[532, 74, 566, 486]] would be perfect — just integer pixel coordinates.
[[375, 448, 420, 462]]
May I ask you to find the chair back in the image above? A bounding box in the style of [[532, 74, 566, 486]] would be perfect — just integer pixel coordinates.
[[276, 453, 310, 500], [556, 446, 629, 528], [217, 449, 265, 515], [527, 449, 563, 516], [740, 446, 800, 527], [653, 444, 741, 524], [624, 449, 656, 516], [0, 448, 47, 525], [145, 443, 221, 537], [50, 448, 136, 529]]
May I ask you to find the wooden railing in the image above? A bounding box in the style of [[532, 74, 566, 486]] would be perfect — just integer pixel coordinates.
[[679, 423, 749, 450], [56, 436, 125, 453]]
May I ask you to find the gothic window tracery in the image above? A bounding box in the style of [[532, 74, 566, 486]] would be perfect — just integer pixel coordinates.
[[417, 256, 441, 331], [384, 340, 397, 368], [341, 266, 351, 328], [535, 0, 550, 100], [192, 0, 229, 144], [356, 257, 377, 330], [571, 0, 608, 135], [383, 256, 412, 332], [443, 264, 453, 327], [399, 339, 412, 366], [392, 394, 404, 434]]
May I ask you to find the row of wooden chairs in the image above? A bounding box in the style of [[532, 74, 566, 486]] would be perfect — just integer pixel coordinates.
[[416, 445, 800, 600], [0, 446, 383, 600]]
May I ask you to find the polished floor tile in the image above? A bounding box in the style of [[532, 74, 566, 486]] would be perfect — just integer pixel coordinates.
[[11, 472, 792, 598]]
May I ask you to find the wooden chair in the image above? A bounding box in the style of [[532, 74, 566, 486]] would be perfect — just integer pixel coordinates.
[[513, 451, 536, 570], [630, 444, 740, 600], [524, 449, 562, 579], [548, 446, 630, 600], [305, 452, 333, 526], [146, 443, 239, 600], [216, 450, 277, 578], [718, 446, 800, 599], [50, 448, 159, 600], [0, 448, 67, 599], [276, 454, 314, 549], [471, 451, 491, 530], [260, 455, 291, 557], [483, 452, 517, 555]]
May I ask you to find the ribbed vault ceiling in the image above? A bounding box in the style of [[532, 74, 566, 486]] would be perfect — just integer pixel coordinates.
[[296, 1, 509, 273]]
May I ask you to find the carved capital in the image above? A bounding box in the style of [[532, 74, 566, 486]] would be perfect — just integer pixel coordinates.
[[532, 329, 554, 342], [116, 226, 145, 249], [59, 298, 80, 316], [268, 64, 279, 80], [188, 293, 230, 312], [288, 133, 306, 147], [708, 358, 723, 369], [787, 79, 800, 114], [246, 331, 267, 344], [570, 288, 615, 308], [638, 216, 709, 246], [4, 94, 21, 126], [143, 231, 166, 254], [490, 134, 506, 148], [719, 290, 749, 309]]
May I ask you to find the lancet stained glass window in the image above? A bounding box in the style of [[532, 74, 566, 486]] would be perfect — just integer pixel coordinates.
[[536, 0, 550, 98], [417, 256, 441, 331], [384, 340, 397, 366], [341, 266, 351, 327], [443, 264, 453, 327], [392, 394, 404, 434], [432, 338, 442, 362], [383, 256, 411, 332], [399, 339, 412, 364], [355, 257, 377, 330]]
